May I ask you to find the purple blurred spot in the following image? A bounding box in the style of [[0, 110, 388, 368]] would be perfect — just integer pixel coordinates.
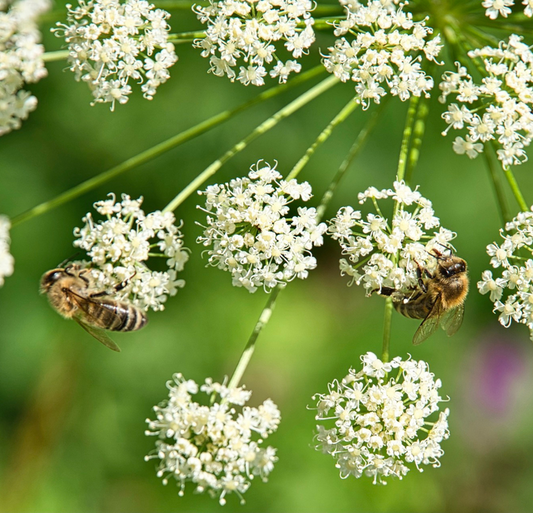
[[473, 338, 526, 414]]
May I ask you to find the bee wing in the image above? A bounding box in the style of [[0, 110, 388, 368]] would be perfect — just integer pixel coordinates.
[[412, 296, 442, 346], [73, 317, 121, 352], [65, 289, 122, 352], [440, 302, 465, 337]]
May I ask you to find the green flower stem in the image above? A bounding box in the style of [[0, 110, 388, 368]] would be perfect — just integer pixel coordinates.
[[384, 96, 421, 359], [404, 97, 429, 185], [503, 166, 529, 213], [470, 19, 532, 37], [10, 65, 325, 228], [163, 73, 338, 212], [396, 95, 419, 184], [168, 31, 205, 41], [42, 50, 69, 62], [393, 95, 419, 219], [382, 297, 393, 363], [313, 18, 340, 30], [226, 90, 383, 390], [317, 100, 388, 221], [463, 24, 499, 47], [286, 97, 359, 181], [227, 285, 282, 389], [483, 144, 510, 224]]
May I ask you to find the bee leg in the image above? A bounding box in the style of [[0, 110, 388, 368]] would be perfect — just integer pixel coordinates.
[[88, 272, 138, 299], [89, 290, 108, 299], [64, 265, 76, 277], [114, 271, 137, 292], [77, 269, 91, 286], [373, 287, 396, 296], [416, 265, 431, 293]]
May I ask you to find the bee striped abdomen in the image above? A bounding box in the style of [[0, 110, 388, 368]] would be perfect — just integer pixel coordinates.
[[88, 300, 148, 332], [395, 298, 431, 320]]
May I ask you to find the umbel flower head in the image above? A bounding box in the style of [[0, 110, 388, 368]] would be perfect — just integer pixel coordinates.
[[54, 0, 178, 109], [313, 352, 450, 484], [0, 215, 15, 287], [322, 0, 442, 108], [194, 0, 315, 86], [73, 193, 189, 311], [145, 374, 280, 505], [328, 181, 455, 296], [482, 0, 532, 19], [197, 161, 327, 292], [440, 35, 533, 167], [478, 206, 533, 341], [0, 0, 50, 136]]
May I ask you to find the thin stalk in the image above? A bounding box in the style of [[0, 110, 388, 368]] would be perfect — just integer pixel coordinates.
[[404, 97, 429, 185], [11, 65, 326, 227], [168, 31, 205, 41], [317, 100, 388, 221], [503, 166, 528, 213], [396, 95, 419, 184], [42, 50, 69, 62], [226, 90, 381, 389], [286, 97, 359, 181], [313, 19, 339, 30], [483, 144, 510, 224], [382, 297, 393, 363], [227, 286, 282, 389], [393, 95, 419, 219], [163, 74, 339, 212]]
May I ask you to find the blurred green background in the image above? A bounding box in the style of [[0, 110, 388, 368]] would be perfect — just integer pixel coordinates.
[[1, 3, 533, 512]]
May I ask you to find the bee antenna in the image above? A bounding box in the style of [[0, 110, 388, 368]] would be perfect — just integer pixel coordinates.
[[434, 241, 454, 254], [57, 252, 81, 268]]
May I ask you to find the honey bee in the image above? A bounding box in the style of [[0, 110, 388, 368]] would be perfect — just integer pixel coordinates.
[[380, 249, 469, 345], [40, 263, 148, 352]]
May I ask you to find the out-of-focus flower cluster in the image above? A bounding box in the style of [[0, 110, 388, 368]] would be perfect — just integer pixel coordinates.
[[145, 374, 280, 505], [478, 206, 533, 341], [328, 181, 454, 296], [313, 352, 450, 484], [73, 193, 188, 311], [482, 0, 532, 19], [322, 0, 442, 108], [0, 215, 14, 287], [440, 35, 533, 167], [0, 0, 50, 136], [194, 0, 315, 86], [197, 161, 327, 293], [54, 0, 177, 109]]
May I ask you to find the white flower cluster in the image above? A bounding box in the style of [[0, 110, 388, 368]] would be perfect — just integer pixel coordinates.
[[197, 161, 327, 292], [145, 374, 280, 505], [328, 181, 454, 295], [73, 193, 189, 311], [322, 0, 442, 108], [0, 0, 50, 136], [54, 0, 178, 109], [194, 0, 315, 86], [0, 216, 14, 287], [478, 207, 533, 341], [482, 0, 532, 19], [313, 352, 450, 484], [440, 35, 533, 167]]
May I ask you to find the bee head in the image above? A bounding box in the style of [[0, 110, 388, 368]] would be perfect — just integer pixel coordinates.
[[438, 257, 467, 278]]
